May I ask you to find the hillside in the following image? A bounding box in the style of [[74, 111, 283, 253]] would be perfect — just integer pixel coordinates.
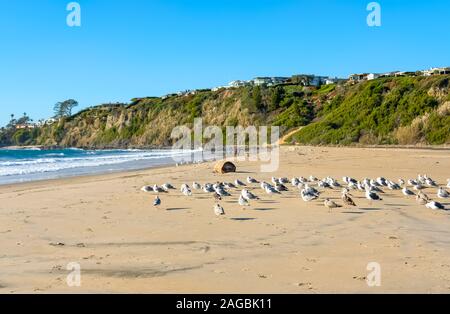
[[2, 75, 449, 148]]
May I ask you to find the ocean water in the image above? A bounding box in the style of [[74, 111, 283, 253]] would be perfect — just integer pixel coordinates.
[[0, 148, 198, 185]]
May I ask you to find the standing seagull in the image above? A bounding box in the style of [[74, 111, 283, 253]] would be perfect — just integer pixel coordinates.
[[342, 190, 357, 207], [425, 201, 446, 210], [141, 185, 153, 193], [365, 189, 383, 202], [402, 187, 415, 196], [214, 203, 225, 216], [162, 183, 175, 191], [235, 179, 246, 187], [213, 192, 222, 202], [437, 187, 449, 199], [247, 177, 259, 184], [300, 189, 318, 202], [153, 196, 161, 208], [238, 195, 250, 208], [153, 185, 167, 193], [324, 199, 342, 213], [447, 179, 450, 189], [241, 189, 260, 201]]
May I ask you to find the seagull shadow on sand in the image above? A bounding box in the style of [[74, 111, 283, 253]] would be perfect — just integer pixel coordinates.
[[341, 211, 365, 214], [166, 208, 189, 211], [229, 218, 257, 221], [252, 208, 276, 211]]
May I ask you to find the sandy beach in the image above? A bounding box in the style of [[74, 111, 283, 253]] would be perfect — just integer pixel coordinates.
[[1, 145, 450, 294]]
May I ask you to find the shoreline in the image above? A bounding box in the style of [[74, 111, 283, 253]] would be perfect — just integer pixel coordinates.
[[1, 145, 449, 188]]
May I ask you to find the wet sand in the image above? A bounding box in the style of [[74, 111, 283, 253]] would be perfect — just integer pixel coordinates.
[[0, 146, 450, 293]]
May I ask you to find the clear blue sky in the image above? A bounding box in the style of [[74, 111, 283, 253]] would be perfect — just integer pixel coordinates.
[[0, 0, 449, 126]]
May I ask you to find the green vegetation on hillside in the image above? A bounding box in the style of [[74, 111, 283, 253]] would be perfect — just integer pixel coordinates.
[[1, 75, 449, 148], [289, 75, 449, 145]]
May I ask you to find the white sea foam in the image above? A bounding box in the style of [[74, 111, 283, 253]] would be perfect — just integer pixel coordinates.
[[0, 149, 193, 177]]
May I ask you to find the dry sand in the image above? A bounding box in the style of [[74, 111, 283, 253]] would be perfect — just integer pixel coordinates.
[[0, 146, 449, 293]]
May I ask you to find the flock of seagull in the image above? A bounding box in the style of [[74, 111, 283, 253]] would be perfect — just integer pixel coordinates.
[[141, 175, 450, 216]]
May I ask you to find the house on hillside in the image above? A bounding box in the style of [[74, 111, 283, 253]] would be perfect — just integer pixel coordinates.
[[348, 73, 369, 82], [367, 73, 381, 80], [423, 67, 450, 76], [15, 123, 36, 130], [252, 77, 289, 86], [228, 80, 250, 88], [324, 77, 338, 85], [291, 74, 327, 87]]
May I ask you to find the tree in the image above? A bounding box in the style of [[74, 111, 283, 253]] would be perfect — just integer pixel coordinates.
[[16, 112, 30, 125], [54, 99, 78, 119], [252, 86, 265, 112], [269, 86, 284, 111]]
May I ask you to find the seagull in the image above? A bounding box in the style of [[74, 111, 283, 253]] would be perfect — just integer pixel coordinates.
[[193, 182, 202, 190], [153, 196, 161, 208], [437, 187, 449, 199], [387, 181, 401, 190], [271, 177, 280, 185], [376, 177, 388, 187], [413, 183, 424, 191], [235, 179, 246, 187], [238, 195, 250, 208], [223, 182, 236, 189], [318, 180, 331, 189], [343, 176, 357, 184], [447, 179, 450, 189], [309, 175, 318, 182], [180, 184, 190, 192], [425, 201, 445, 210], [214, 203, 225, 216], [398, 179, 405, 186], [153, 184, 167, 193], [241, 189, 260, 201], [260, 181, 270, 190], [299, 177, 308, 183], [213, 192, 222, 202], [408, 179, 418, 186], [279, 177, 290, 184], [141, 185, 153, 193], [366, 184, 384, 193], [300, 189, 318, 202], [304, 184, 320, 196], [365, 189, 382, 201], [215, 187, 231, 197], [402, 187, 415, 196], [291, 177, 300, 187], [417, 191, 430, 201], [162, 183, 175, 191], [203, 184, 215, 193], [265, 185, 281, 196], [247, 177, 259, 184], [324, 199, 342, 213], [342, 191, 357, 207], [275, 183, 288, 192], [425, 177, 437, 187], [327, 177, 341, 188], [182, 187, 192, 196]]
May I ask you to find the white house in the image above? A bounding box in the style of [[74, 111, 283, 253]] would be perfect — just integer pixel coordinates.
[[367, 73, 381, 80], [423, 67, 450, 76]]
